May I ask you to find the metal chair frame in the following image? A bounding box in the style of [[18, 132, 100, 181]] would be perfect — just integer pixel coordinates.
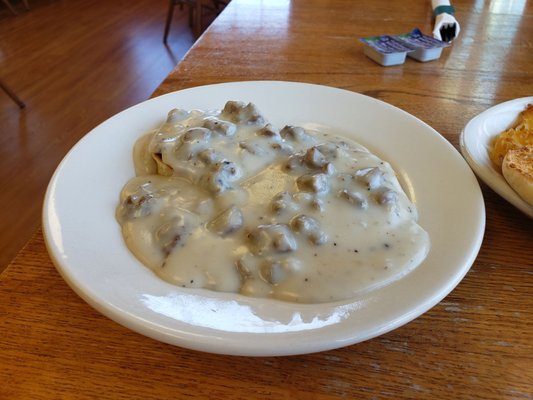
[[163, 0, 228, 42]]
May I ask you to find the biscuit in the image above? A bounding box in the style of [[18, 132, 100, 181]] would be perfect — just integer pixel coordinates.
[[489, 104, 533, 169], [502, 146, 533, 206]]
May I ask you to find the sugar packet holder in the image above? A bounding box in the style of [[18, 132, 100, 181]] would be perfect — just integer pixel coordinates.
[[360, 28, 450, 66]]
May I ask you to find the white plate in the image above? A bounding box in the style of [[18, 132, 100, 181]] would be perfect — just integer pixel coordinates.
[[460, 97, 533, 218], [43, 81, 485, 356]]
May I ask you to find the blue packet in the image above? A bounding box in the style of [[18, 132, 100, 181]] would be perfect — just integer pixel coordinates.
[[360, 35, 413, 54]]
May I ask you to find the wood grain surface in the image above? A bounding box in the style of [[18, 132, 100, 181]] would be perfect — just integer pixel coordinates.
[[0, 0, 196, 272], [1, 1, 532, 399]]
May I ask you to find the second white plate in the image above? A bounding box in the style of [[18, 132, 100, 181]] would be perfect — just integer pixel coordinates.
[[460, 96, 533, 218]]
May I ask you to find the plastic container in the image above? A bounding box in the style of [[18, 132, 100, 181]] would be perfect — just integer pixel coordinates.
[[395, 28, 450, 62], [360, 28, 450, 65], [359, 35, 413, 66]]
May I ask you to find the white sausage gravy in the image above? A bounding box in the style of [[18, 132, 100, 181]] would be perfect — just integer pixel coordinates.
[[117, 101, 430, 303]]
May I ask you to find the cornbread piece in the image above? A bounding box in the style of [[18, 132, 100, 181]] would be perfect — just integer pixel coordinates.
[[502, 146, 533, 206], [489, 104, 533, 169]]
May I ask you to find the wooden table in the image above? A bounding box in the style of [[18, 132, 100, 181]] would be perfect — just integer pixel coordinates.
[[1, 1, 532, 398]]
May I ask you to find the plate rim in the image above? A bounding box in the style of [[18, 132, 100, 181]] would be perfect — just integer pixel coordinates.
[[460, 96, 533, 218], [42, 80, 486, 356]]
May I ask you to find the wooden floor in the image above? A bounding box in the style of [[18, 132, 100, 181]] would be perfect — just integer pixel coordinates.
[[0, 0, 197, 272]]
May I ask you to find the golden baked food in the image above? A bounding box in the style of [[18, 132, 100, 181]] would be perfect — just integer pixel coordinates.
[[502, 146, 533, 206], [489, 104, 533, 169]]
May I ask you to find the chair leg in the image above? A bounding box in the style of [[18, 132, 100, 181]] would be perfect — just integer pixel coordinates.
[[188, 3, 194, 28], [193, 0, 202, 38], [0, 78, 26, 109], [163, 0, 176, 43], [212, 0, 228, 10], [2, 0, 18, 15]]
